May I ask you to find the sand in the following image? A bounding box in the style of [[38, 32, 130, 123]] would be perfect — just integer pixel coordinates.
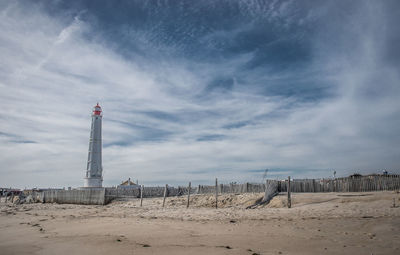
[[0, 191, 399, 255]]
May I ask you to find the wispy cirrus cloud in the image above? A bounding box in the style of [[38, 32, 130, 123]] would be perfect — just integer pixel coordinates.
[[0, 0, 399, 188]]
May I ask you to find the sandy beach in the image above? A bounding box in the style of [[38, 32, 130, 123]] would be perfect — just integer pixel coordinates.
[[1, 191, 399, 255]]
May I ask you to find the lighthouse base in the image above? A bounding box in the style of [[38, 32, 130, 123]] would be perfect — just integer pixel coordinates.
[[84, 177, 103, 188]]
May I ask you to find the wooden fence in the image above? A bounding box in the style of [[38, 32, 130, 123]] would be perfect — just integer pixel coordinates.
[[3, 175, 395, 205], [105, 186, 197, 199], [281, 175, 400, 193], [102, 175, 400, 202], [197, 181, 269, 194], [197, 175, 400, 194]]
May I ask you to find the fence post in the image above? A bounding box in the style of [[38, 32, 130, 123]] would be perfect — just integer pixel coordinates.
[[287, 176, 291, 208], [312, 179, 316, 192], [215, 178, 218, 209], [187, 182, 191, 209], [162, 184, 168, 208], [140, 185, 144, 207]]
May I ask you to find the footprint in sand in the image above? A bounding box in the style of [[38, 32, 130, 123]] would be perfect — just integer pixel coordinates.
[[30, 223, 44, 232]]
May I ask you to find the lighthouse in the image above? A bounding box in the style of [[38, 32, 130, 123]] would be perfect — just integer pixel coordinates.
[[84, 103, 103, 187]]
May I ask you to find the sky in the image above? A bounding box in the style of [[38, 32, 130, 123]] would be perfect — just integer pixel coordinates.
[[0, 0, 399, 188]]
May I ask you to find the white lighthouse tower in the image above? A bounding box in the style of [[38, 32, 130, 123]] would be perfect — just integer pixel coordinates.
[[84, 103, 103, 188]]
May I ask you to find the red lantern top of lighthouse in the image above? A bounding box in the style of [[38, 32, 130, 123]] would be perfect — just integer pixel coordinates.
[[93, 103, 102, 116]]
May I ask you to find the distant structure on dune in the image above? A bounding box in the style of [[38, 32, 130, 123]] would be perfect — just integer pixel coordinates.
[[118, 178, 139, 189], [84, 103, 103, 188]]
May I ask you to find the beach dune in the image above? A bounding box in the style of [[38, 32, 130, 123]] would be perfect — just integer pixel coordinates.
[[0, 191, 399, 255]]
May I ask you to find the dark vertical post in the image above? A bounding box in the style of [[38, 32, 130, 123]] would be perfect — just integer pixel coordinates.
[[287, 176, 291, 208], [187, 182, 191, 209], [162, 184, 168, 208], [140, 185, 144, 207], [312, 179, 316, 193], [215, 178, 218, 209]]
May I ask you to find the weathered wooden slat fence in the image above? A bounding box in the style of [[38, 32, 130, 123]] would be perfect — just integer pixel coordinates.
[[9, 175, 395, 206], [103, 175, 400, 202], [105, 185, 197, 199], [197, 175, 400, 194]]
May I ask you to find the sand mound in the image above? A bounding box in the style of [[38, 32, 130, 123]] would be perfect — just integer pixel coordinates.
[[110, 191, 400, 211], [166, 194, 248, 208], [266, 195, 288, 208], [113, 193, 266, 209], [184, 193, 263, 208]]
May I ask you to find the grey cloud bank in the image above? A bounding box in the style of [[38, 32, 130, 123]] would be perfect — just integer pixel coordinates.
[[0, 0, 399, 188]]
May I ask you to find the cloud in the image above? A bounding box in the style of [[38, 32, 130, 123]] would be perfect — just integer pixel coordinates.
[[0, 0, 399, 188]]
